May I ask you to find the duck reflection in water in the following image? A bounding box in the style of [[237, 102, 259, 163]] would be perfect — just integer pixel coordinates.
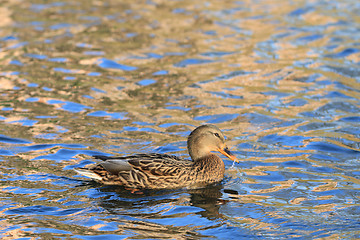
[[93, 183, 236, 222]]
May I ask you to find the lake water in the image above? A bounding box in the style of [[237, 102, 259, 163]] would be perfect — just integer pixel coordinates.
[[0, 0, 359, 239]]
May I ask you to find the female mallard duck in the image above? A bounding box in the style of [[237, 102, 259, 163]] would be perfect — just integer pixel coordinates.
[[75, 124, 237, 189]]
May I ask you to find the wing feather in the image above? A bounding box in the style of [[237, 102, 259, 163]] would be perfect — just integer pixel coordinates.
[[77, 153, 194, 188]]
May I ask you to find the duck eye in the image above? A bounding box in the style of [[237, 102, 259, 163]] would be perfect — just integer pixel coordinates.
[[214, 133, 220, 138]]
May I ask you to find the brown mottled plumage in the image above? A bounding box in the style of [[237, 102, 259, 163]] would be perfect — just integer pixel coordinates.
[[75, 125, 237, 189]]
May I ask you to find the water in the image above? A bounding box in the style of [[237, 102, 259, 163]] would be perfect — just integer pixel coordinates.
[[1, 0, 359, 239]]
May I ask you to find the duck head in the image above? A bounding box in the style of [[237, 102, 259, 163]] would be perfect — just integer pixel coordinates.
[[187, 125, 237, 162]]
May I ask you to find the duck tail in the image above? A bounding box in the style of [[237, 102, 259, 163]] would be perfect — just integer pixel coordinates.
[[74, 168, 102, 181]]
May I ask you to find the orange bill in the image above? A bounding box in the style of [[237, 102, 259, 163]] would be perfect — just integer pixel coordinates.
[[217, 147, 238, 162]]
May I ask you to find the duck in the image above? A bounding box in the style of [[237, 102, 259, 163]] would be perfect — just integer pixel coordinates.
[[75, 124, 237, 189]]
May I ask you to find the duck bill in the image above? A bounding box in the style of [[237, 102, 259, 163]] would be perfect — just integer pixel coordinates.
[[217, 147, 238, 162]]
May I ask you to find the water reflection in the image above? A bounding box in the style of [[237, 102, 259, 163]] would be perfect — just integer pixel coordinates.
[[0, 0, 359, 238], [77, 184, 231, 238]]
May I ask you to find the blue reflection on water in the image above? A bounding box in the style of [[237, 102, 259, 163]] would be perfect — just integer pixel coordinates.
[[24, 53, 47, 59], [98, 58, 137, 71], [91, 87, 106, 93], [35, 133, 59, 140], [8, 118, 38, 126], [83, 51, 105, 56], [174, 58, 215, 67], [87, 111, 128, 120], [137, 79, 156, 86], [0, 135, 32, 144], [288, 7, 314, 17], [325, 48, 360, 58], [296, 34, 323, 43], [47, 99, 92, 113], [43, 87, 53, 91], [88, 72, 101, 76], [9, 59, 23, 66], [194, 113, 239, 124], [50, 23, 72, 30], [28, 83, 39, 87], [306, 141, 360, 156], [200, 51, 235, 57], [1, 35, 18, 41], [30, 2, 66, 12], [32, 149, 103, 161], [340, 116, 360, 122], [165, 105, 191, 111], [48, 57, 68, 62], [200, 70, 256, 84], [322, 65, 360, 79], [25, 97, 39, 102], [152, 70, 168, 75], [53, 68, 80, 74], [259, 134, 310, 147], [1, 0, 360, 239]]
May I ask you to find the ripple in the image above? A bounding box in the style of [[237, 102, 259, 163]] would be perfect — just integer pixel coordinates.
[[324, 48, 360, 58], [98, 58, 137, 71], [91, 87, 106, 93], [322, 65, 360, 79], [47, 99, 92, 113], [83, 51, 105, 56], [306, 141, 360, 156], [87, 111, 128, 120], [50, 23, 73, 30], [296, 34, 323, 43], [8, 118, 38, 126], [194, 113, 239, 124], [173, 58, 215, 67], [25, 97, 39, 102], [207, 91, 243, 99], [1, 35, 18, 41], [32, 149, 104, 161], [120, 126, 161, 133], [24, 53, 47, 59], [0, 135, 32, 144], [244, 113, 282, 125], [340, 116, 360, 122], [1, 0, 360, 239], [200, 51, 235, 57], [288, 7, 314, 17], [200, 70, 256, 84], [27, 83, 39, 87], [5, 205, 82, 216], [137, 79, 156, 86], [297, 122, 337, 131], [152, 70, 168, 75], [33, 132, 58, 139], [48, 57, 68, 63], [258, 134, 310, 147], [53, 67, 82, 74], [165, 105, 191, 111], [9, 59, 23, 66], [324, 91, 354, 99]]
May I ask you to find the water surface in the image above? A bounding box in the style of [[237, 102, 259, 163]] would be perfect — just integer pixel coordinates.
[[0, 0, 359, 239]]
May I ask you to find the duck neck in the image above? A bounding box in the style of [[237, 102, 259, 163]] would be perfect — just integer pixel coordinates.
[[193, 153, 225, 175], [189, 146, 208, 162]]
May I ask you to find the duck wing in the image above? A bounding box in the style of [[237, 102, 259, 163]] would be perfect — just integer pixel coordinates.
[[95, 153, 188, 175], [76, 153, 193, 188]]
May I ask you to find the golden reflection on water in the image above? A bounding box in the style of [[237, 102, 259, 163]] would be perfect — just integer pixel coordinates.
[[0, 0, 359, 238]]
